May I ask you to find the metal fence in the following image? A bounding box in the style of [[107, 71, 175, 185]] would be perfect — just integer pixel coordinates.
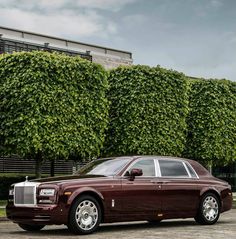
[[0, 37, 92, 61], [0, 157, 86, 175]]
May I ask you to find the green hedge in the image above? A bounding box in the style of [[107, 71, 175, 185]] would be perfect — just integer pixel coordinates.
[[103, 65, 189, 156], [0, 51, 235, 169], [184, 79, 236, 165], [0, 52, 109, 162]]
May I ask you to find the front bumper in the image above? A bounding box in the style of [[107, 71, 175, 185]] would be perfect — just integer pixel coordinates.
[[6, 202, 69, 225]]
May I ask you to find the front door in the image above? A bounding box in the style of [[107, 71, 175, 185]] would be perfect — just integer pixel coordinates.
[[120, 158, 162, 220]]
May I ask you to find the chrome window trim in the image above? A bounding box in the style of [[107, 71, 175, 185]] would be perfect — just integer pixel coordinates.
[[121, 157, 199, 179], [121, 158, 157, 177], [154, 158, 161, 177], [183, 162, 191, 178], [184, 161, 199, 179]]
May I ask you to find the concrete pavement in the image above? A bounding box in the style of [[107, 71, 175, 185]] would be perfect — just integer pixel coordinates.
[[0, 209, 235, 239]]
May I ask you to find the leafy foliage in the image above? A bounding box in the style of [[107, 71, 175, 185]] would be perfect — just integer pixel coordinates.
[[184, 79, 236, 165], [0, 52, 108, 164], [0, 51, 235, 170], [104, 65, 189, 156]]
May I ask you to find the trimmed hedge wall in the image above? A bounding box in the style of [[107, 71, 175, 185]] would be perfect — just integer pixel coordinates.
[[184, 79, 236, 165], [0, 52, 109, 161], [0, 51, 235, 175], [104, 65, 189, 156]]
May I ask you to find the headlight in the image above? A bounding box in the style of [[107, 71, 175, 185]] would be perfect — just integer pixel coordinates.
[[39, 189, 55, 196]]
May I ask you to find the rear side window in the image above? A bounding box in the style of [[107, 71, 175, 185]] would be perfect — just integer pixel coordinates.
[[159, 160, 189, 177]]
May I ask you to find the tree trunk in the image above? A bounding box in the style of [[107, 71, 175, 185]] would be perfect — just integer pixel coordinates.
[[207, 161, 213, 174], [35, 151, 43, 178], [234, 162, 236, 192], [50, 159, 55, 177]]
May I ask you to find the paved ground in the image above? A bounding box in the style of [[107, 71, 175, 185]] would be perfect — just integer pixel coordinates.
[[0, 210, 235, 239]]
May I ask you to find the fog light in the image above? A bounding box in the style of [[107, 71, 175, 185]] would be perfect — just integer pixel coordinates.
[[39, 199, 54, 204]]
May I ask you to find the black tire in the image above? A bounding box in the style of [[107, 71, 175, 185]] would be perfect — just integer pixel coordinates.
[[18, 223, 45, 231], [67, 195, 102, 235], [194, 192, 220, 225]]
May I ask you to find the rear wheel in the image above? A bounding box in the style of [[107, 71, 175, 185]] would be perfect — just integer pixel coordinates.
[[18, 223, 45, 231], [67, 195, 102, 234], [195, 193, 220, 225]]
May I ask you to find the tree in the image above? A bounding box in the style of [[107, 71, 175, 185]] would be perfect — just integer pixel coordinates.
[[184, 79, 236, 166], [0, 52, 109, 178], [103, 65, 189, 157]]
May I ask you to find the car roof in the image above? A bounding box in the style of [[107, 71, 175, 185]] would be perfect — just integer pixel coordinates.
[[100, 155, 210, 177], [134, 155, 187, 160], [102, 155, 192, 162]]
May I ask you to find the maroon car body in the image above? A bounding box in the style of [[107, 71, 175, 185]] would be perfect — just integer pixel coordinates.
[[6, 156, 232, 234]]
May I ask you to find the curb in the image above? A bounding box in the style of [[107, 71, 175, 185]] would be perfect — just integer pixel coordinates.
[[0, 217, 8, 222]]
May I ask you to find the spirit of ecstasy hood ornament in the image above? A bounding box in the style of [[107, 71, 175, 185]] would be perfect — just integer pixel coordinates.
[[25, 176, 28, 182]]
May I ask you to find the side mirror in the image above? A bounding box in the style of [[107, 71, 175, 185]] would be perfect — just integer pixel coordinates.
[[129, 168, 143, 180]]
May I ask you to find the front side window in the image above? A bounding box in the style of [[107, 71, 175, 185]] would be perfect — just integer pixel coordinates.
[[159, 160, 189, 177], [128, 159, 155, 176]]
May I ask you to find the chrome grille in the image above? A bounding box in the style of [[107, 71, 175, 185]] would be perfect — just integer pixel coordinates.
[[14, 182, 38, 206]]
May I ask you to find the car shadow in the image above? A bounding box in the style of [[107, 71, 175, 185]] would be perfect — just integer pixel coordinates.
[[9, 220, 229, 236]]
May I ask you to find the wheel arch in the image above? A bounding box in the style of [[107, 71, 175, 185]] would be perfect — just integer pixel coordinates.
[[67, 188, 105, 222], [200, 188, 222, 208]]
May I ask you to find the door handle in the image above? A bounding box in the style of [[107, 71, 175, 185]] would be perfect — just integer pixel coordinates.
[[150, 180, 162, 189], [150, 180, 170, 184], [126, 182, 134, 184]]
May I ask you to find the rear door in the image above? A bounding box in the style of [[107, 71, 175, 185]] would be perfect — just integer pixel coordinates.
[[157, 159, 200, 218]]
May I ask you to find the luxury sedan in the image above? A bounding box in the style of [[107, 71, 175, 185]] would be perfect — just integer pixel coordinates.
[[6, 156, 232, 234]]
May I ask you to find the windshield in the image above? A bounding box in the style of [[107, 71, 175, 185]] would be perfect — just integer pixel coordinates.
[[77, 157, 132, 176]]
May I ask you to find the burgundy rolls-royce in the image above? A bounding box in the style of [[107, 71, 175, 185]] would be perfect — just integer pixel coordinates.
[[6, 156, 232, 234]]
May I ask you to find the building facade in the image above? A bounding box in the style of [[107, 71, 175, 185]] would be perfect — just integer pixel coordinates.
[[0, 26, 133, 69]]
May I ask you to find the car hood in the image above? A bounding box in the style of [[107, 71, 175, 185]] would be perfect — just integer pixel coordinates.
[[31, 174, 106, 184]]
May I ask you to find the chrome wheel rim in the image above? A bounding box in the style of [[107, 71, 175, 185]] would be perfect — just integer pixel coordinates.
[[75, 200, 98, 231], [203, 196, 219, 221]]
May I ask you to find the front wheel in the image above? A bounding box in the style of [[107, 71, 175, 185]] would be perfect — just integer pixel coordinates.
[[18, 223, 45, 231], [67, 195, 102, 235], [195, 193, 220, 225]]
